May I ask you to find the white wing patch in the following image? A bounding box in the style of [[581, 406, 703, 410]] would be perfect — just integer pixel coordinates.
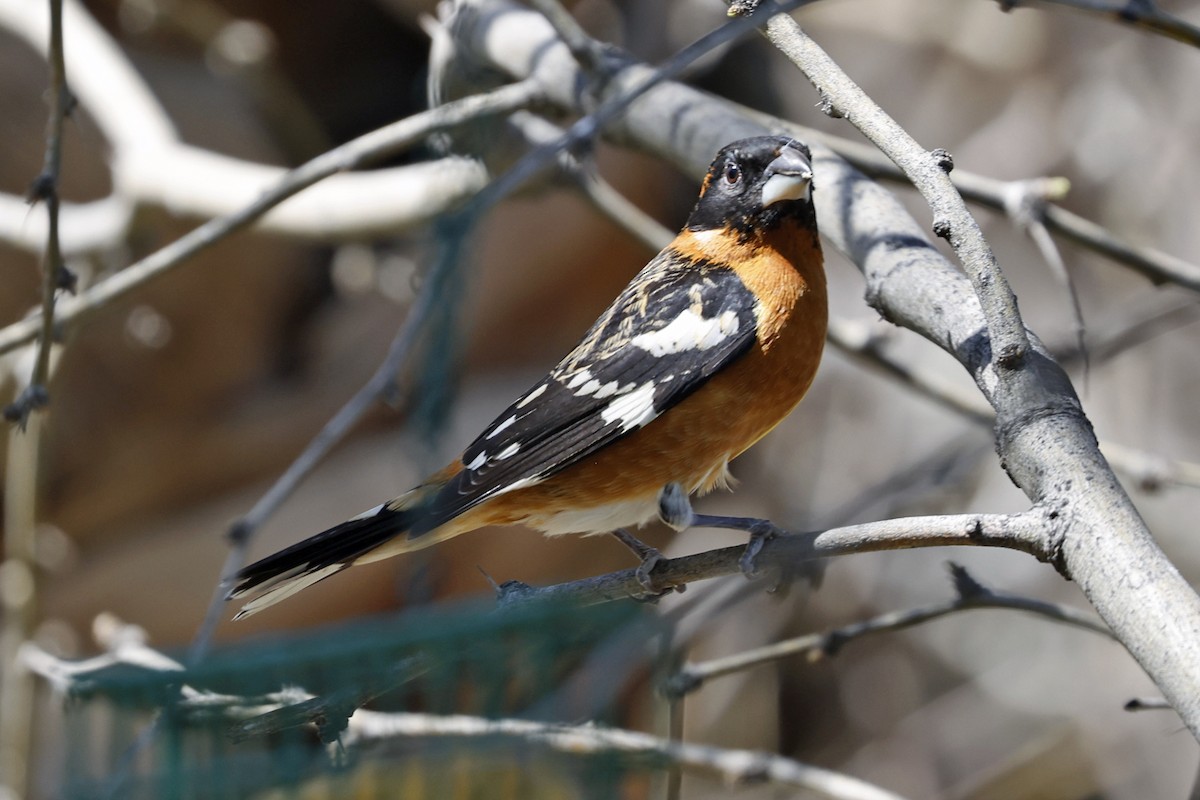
[[466, 451, 488, 470], [600, 381, 658, 432], [515, 382, 548, 408], [496, 443, 521, 460], [566, 369, 593, 390], [486, 414, 519, 439], [631, 308, 740, 357], [574, 378, 633, 399]]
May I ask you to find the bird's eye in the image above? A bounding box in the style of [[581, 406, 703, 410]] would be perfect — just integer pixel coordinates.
[[723, 161, 741, 185]]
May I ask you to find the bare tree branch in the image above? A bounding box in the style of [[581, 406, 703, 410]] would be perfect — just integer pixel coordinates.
[[827, 317, 1200, 492], [0, 0, 525, 253], [493, 512, 1048, 609], [0, 81, 542, 359], [441, 0, 1200, 739], [666, 563, 1113, 698], [188, 268, 445, 664], [751, 5, 1031, 370], [343, 710, 911, 800], [997, 0, 1200, 48], [0, 2, 68, 794], [4, 0, 70, 428], [760, 114, 1200, 294]]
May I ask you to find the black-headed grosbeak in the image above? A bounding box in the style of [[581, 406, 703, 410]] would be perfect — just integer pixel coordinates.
[[229, 135, 826, 619]]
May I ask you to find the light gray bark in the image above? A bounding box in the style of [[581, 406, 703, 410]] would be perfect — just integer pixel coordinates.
[[441, 0, 1200, 738]]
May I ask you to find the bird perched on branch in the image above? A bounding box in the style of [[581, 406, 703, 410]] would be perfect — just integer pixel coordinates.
[[229, 135, 827, 619]]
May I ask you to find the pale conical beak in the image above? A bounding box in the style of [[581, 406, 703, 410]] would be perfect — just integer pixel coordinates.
[[761, 146, 813, 207]]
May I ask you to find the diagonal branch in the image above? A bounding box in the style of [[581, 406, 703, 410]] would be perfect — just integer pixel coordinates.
[[748, 4, 1031, 371], [666, 563, 1113, 699], [343, 711, 911, 800], [758, 113, 1200, 294], [442, 0, 1200, 740], [0, 80, 542, 359], [997, 0, 1200, 48]]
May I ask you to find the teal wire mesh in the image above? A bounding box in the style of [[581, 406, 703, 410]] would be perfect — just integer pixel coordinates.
[[61, 598, 657, 800]]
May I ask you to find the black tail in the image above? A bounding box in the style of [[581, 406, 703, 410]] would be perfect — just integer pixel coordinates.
[[227, 503, 412, 619]]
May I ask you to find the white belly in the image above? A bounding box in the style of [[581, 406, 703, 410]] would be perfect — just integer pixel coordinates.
[[524, 494, 661, 537]]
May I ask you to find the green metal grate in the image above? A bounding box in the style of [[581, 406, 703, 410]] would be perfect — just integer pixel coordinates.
[[61, 598, 656, 800]]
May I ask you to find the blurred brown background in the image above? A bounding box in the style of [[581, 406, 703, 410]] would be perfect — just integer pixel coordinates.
[[2, 0, 1199, 797]]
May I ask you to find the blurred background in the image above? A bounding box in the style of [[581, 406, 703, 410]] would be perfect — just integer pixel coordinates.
[[1, 0, 1198, 797]]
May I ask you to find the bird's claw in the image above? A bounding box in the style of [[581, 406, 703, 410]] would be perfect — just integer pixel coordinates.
[[611, 528, 681, 599], [635, 549, 663, 592], [739, 523, 780, 578]]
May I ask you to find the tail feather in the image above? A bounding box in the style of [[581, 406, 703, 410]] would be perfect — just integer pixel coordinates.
[[228, 503, 413, 619]]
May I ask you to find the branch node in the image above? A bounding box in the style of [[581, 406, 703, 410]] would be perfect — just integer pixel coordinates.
[[727, 0, 764, 16], [4, 384, 50, 429], [1040, 502, 1071, 577], [731, 757, 772, 786], [945, 561, 990, 600], [931, 147, 954, 173], [816, 90, 843, 119], [1124, 696, 1172, 712], [820, 630, 848, 658], [226, 518, 252, 546], [313, 701, 355, 744], [56, 265, 78, 294], [932, 218, 952, 240], [25, 172, 56, 205], [995, 341, 1027, 370], [494, 579, 535, 606], [662, 669, 703, 699]]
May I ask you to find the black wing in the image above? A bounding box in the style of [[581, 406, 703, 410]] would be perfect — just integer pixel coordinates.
[[410, 251, 759, 536]]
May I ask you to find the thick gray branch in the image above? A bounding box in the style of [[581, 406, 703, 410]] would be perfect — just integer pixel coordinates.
[[442, 0, 1200, 737]]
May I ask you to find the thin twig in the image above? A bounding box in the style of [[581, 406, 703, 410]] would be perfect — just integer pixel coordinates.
[[826, 318, 992, 424], [29, 0, 68, 399], [0, 2, 68, 795], [5, 0, 69, 426], [828, 316, 1200, 491], [344, 711, 911, 800], [743, 107, 1200, 296], [574, 166, 674, 252], [1081, 296, 1200, 365], [187, 262, 444, 664], [456, 0, 808, 216], [746, 3, 1031, 370], [507, 111, 673, 252], [998, 0, 1200, 49], [0, 80, 543, 359], [526, 0, 606, 71], [1003, 186, 1090, 385], [666, 563, 1112, 698], [1124, 696, 1173, 711]]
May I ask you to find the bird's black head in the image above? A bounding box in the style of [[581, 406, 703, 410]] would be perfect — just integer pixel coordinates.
[[686, 136, 815, 239]]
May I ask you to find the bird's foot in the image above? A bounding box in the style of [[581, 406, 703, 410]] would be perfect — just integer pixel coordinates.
[[739, 520, 783, 577], [610, 528, 677, 597], [687, 513, 785, 578]]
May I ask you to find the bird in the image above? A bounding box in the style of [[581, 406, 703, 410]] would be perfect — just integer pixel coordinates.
[[228, 135, 827, 619]]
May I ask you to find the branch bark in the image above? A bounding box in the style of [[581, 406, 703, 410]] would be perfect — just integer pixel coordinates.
[[441, 0, 1200, 737], [343, 711, 911, 800], [0, 81, 540, 359]]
